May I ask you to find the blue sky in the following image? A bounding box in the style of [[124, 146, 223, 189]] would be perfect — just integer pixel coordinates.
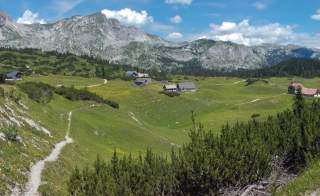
[[1, 0, 320, 48]]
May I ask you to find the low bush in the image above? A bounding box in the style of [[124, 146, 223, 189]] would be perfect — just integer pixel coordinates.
[[245, 78, 269, 86], [18, 82, 119, 108], [55, 86, 119, 109], [18, 82, 54, 103], [161, 91, 180, 97], [0, 87, 4, 98], [251, 113, 260, 119], [2, 126, 18, 142], [0, 74, 5, 84], [7, 89, 22, 103]]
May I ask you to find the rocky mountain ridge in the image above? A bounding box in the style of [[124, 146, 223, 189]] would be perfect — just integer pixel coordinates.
[[0, 12, 319, 70]]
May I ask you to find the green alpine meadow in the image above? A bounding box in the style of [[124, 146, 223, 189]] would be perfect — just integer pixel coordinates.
[[1, 2, 320, 195], [1, 66, 320, 195]]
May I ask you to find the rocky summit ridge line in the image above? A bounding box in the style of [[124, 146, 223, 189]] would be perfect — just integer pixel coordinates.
[[0, 12, 319, 71]]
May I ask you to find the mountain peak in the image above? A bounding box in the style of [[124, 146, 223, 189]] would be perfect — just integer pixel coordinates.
[[0, 12, 319, 70], [0, 12, 10, 27]]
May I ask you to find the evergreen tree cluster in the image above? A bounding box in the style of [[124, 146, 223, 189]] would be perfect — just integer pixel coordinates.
[[68, 94, 320, 195], [17, 82, 119, 108], [233, 58, 320, 78], [18, 82, 54, 103], [171, 58, 320, 78], [55, 86, 119, 109]]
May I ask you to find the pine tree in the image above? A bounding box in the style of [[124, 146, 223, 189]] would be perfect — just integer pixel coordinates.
[[293, 88, 304, 118]]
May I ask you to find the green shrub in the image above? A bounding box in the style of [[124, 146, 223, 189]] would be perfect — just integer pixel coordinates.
[[18, 82, 54, 103], [0, 87, 4, 98], [0, 74, 5, 84], [245, 78, 269, 86], [55, 86, 119, 109], [251, 113, 260, 119], [2, 126, 18, 142], [7, 89, 21, 103], [161, 91, 180, 97]]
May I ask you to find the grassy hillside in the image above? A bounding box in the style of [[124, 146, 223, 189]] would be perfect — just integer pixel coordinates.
[[0, 84, 85, 194], [1, 75, 320, 195], [276, 160, 320, 195]]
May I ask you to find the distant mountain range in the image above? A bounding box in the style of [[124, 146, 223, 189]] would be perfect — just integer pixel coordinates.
[[0, 12, 320, 71]]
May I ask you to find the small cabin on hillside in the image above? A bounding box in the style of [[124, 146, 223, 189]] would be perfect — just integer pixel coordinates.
[[288, 83, 304, 94], [163, 82, 197, 93], [126, 71, 138, 78], [163, 84, 177, 92], [134, 77, 152, 86], [177, 82, 196, 92], [137, 73, 149, 78], [288, 82, 320, 97], [5, 71, 22, 81], [126, 71, 149, 78]]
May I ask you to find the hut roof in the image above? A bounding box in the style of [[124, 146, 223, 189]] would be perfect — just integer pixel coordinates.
[[289, 83, 304, 89], [178, 82, 196, 89], [6, 71, 21, 78], [302, 88, 318, 96], [164, 84, 177, 89]]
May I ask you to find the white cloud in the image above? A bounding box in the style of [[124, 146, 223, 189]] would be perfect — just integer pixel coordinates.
[[253, 2, 268, 10], [17, 10, 46, 24], [207, 20, 295, 46], [170, 15, 182, 24], [101, 8, 153, 27], [213, 22, 237, 31], [311, 9, 320, 21], [167, 32, 183, 39], [192, 20, 320, 49], [100, 8, 175, 35], [165, 0, 192, 6]]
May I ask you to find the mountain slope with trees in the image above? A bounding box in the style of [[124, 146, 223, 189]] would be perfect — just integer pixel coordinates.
[[0, 48, 169, 80], [232, 58, 320, 78], [1, 48, 320, 80], [172, 58, 320, 78]]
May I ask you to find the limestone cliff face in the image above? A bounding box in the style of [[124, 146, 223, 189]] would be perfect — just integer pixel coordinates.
[[0, 12, 319, 70]]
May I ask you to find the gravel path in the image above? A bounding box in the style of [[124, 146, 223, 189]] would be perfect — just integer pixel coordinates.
[[22, 112, 73, 196], [87, 79, 108, 88]]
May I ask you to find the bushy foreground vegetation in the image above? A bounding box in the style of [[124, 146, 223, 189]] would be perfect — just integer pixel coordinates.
[[18, 82, 119, 108], [68, 93, 320, 195]]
